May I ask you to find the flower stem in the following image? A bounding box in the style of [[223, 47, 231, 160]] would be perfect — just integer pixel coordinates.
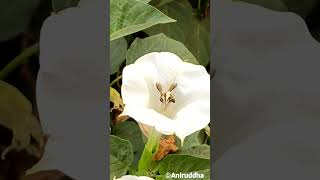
[[110, 75, 122, 87], [137, 127, 161, 176], [0, 43, 39, 80]]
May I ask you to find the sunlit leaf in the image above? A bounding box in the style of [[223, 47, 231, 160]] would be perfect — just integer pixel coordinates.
[[126, 33, 198, 64], [110, 87, 124, 111], [110, 0, 176, 41], [0, 80, 44, 160]]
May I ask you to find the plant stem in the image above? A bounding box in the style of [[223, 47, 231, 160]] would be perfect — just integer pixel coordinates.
[[0, 44, 39, 80], [137, 127, 161, 176], [110, 75, 122, 87]]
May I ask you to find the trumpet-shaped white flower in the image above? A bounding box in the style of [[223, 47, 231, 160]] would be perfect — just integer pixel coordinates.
[[114, 175, 154, 180], [121, 52, 210, 143]]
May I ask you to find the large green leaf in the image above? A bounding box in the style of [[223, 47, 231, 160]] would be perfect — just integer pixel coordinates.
[[110, 135, 134, 179], [0, 80, 44, 160], [110, 37, 127, 75], [150, 0, 176, 7], [110, 0, 176, 41], [177, 145, 210, 159], [0, 0, 41, 42], [145, 0, 193, 42], [145, 0, 210, 65], [126, 33, 198, 64], [159, 154, 210, 179], [52, 0, 80, 12], [185, 17, 210, 66], [138, 0, 152, 3], [110, 155, 129, 179], [112, 121, 144, 167], [176, 130, 206, 149]]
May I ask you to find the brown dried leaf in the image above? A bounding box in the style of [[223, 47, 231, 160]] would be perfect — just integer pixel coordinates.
[[153, 135, 178, 161]]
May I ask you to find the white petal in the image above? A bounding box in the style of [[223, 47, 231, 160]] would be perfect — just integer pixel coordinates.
[[122, 106, 175, 135], [174, 99, 210, 143], [134, 52, 183, 89], [121, 65, 150, 107], [167, 62, 210, 117], [122, 52, 185, 112]]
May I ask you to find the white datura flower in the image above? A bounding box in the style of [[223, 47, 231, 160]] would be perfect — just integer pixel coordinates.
[[121, 52, 210, 143], [114, 175, 154, 180]]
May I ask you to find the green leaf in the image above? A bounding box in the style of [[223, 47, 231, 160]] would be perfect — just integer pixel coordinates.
[[145, 0, 210, 65], [110, 135, 134, 179], [52, 0, 80, 12], [0, 0, 41, 42], [145, 0, 193, 42], [110, 0, 176, 41], [110, 87, 124, 111], [110, 155, 129, 179], [150, 0, 175, 7], [137, 0, 152, 3], [126, 33, 198, 64], [112, 121, 144, 167], [176, 130, 206, 149], [110, 38, 127, 75], [185, 17, 210, 66], [112, 121, 144, 153], [159, 154, 210, 179], [177, 145, 210, 159], [0, 80, 44, 160]]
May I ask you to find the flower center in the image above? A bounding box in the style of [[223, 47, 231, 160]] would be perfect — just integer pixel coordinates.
[[156, 82, 177, 112]]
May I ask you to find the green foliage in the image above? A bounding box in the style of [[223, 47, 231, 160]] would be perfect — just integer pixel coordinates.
[[159, 154, 210, 179], [110, 38, 128, 74], [112, 121, 145, 167], [110, 135, 134, 179], [145, 0, 193, 43], [0, 0, 41, 42], [0, 80, 44, 160], [185, 17, 210, 66], [177, 145, 210, 159], [126, 33, 198, 64], [110, 0, 176, 41], [145, 0, 210, 65]]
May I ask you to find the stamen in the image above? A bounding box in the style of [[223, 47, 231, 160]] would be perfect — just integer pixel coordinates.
[[155, 82, 177, 112]]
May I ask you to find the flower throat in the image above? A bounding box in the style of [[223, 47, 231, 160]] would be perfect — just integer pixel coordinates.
[[156, 82, 177, 112]]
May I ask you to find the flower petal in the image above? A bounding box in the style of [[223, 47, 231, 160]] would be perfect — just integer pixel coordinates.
[[121, 64, 150, 107], [166, 62, 210, 118], [173, 99, 210, 144], [122, 52, 185, 112], [122, 106, 175, 135]]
